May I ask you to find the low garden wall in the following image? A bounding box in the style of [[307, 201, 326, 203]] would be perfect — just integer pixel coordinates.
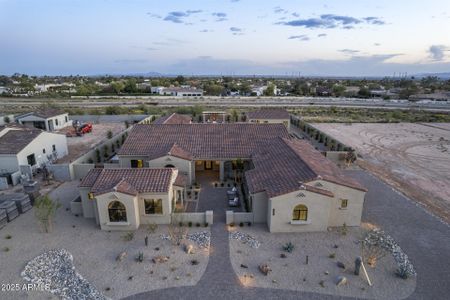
[[172, 211, 213, 225], [226, 211, 254, 225]]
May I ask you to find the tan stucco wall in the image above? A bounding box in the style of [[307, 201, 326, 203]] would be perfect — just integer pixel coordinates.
[[248, 118, 290, 130], [96, 192, 140, 231], [119, 156, 149, 168], [79, 187, 96, 219], [137, 192, 172, 224], [268, 190, 332, 232], [307, 180, 366, 227], [148, 155, 193, 184], [251, 191, 268, 223]]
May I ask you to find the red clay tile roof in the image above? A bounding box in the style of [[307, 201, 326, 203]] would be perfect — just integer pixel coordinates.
[[168, 144, 193, 160], [247, 109, 290, 120], [82, 168, 174, 195], [153, 113, 192, 125], [174, 172, 188, 187], [284, 139, 367, 192], [245, 138, 366, 198], [79, 168, 103, 187], [0, 128, 42, 154], [118, 123, 290, 160]]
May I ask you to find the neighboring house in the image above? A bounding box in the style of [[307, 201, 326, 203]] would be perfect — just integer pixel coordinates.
[[79, 168, 186, 230], [78, 123, 367, 232], [34, 83, 76, 93], [153, 113, 192, 125], [0, 125, 68, 174], [16, 109, 70, 131], [159, 87, 203, 97], [247, 109, 290, 130], [251, 85, 272, 96], [0, 86, 9, 94]]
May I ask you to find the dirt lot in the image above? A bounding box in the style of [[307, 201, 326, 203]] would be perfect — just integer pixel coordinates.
[[312, 123, 450, 223], [56, 122, 126, 163]]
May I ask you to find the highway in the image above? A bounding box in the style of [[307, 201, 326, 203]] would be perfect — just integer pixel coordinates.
[[1, 96, 449, 112]]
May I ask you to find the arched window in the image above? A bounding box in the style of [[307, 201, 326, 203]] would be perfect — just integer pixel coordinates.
[[292, 204, 308, 221], [165, 164, 175, 168], [108, 201, 127, 222]]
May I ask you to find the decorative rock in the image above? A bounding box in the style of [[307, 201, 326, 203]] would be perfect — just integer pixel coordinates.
[[333, 244, 339, 249], [240, 264, 248, 269], [259, 264, 271, 276], [336, 276, 348, 286], [183, 243, 194, 254], [116, 251, 127, 262], [229, 231, 261, 249], [324, 271, 329, 275], [152, 255, 169, 264], [161, 231, 211, 249], [362, 229, 416, 278], [337, 261, 346, 269], [21, 249, 106, 300], [280, 253, 287, 258]]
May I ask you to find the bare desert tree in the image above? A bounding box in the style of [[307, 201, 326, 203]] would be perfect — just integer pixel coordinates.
[[168, 207, 188, 246]]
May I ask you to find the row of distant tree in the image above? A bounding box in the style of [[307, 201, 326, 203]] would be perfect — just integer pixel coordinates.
[[1, 74, 449, 98]]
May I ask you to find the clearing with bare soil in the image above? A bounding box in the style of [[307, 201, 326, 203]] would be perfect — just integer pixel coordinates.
[[312, 123, 450, 223], [56, 122, 125, 163]]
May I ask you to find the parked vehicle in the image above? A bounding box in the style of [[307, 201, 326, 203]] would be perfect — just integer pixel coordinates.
[[227, 190, 239, 207], [66, 120, 93, 137]]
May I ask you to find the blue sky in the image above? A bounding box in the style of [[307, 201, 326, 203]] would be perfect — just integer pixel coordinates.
[[1, 0, 450, 76]]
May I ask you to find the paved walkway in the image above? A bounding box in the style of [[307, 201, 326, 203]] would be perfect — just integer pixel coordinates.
[[123, 170, 450, 300]]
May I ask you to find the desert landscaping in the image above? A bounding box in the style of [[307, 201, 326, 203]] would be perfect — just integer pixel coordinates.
[[312, 123, 450, 223], [229, 224, 416, 300], [0, 181, 210, 300]]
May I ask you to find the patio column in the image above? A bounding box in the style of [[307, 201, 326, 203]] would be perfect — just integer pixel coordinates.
[[219, 161, 225, 182]]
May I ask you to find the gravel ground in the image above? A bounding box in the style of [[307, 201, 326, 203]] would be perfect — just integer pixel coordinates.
[[0, 181, 209, 300], [229, 224, 416, 300]]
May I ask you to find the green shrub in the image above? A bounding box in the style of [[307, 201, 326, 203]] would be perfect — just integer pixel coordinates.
[[188, 222, 192, 227], [283, 242, 295, 253]]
